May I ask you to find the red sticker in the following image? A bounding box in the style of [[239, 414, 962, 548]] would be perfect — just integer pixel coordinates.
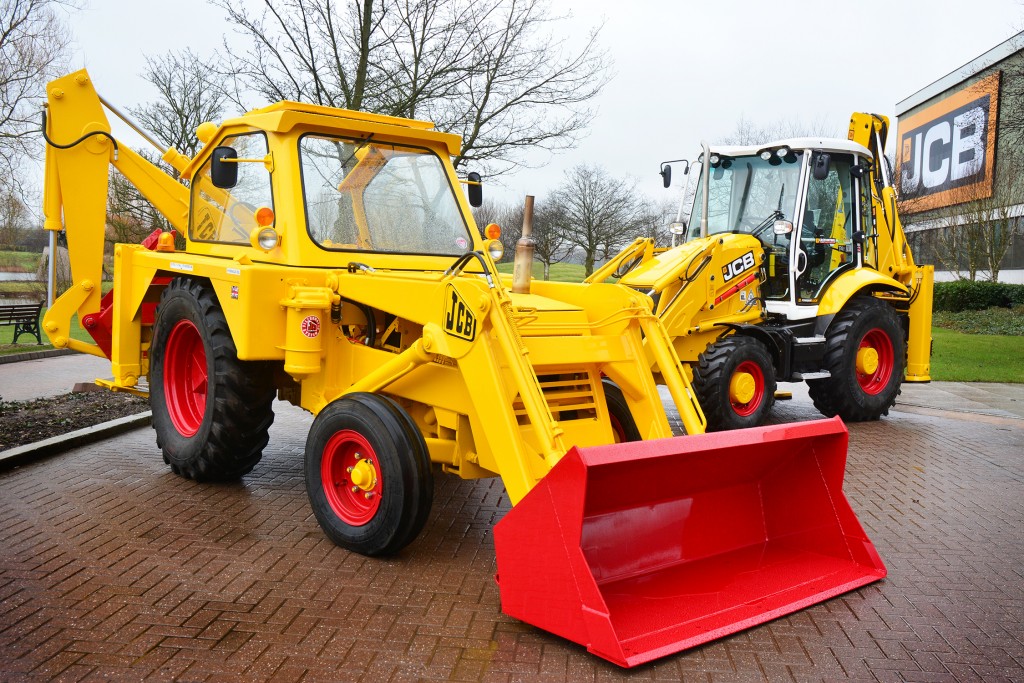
[[301, 315, 321, 338]]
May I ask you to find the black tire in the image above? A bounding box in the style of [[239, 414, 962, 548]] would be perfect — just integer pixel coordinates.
[[692, 335, 777, 431], [150, 277, 275, 481], [304, 393, 433, 557], [807, 297, 906, 421], [601, 379, 642, 442]]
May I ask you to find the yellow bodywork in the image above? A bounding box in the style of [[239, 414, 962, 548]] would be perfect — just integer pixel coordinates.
[[41, 69, 707, 505]]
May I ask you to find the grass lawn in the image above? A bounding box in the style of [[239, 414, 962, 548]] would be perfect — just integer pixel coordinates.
[[495, 261, 586, 283], [0, 250, 41, 272], [930, 327, 1023, 383]]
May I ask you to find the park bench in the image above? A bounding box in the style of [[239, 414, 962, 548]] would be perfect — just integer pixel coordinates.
[[0, 301, 44, 345]]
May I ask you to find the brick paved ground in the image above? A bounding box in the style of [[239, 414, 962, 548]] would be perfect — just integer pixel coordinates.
[[1, 393, 1022, 682]]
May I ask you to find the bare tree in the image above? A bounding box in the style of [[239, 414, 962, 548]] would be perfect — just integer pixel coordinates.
[[106, 152, 173, 248], [129, 49, 229, 160], [720, 113, 841, 145], [921, 158, 1024, 281], [986, 35, 1024, 147], [531, 201, 571, 279], [0, 187, 30, 250], [548, 165, 646, 276], [0, 0, 74, 194], [212, 0, 609, 175]]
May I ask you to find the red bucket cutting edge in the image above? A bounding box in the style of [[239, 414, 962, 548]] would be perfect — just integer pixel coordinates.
[[493, 417, 886, 668]]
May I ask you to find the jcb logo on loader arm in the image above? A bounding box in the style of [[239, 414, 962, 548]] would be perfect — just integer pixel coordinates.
[[723, 251, 756, 282], [444, 285, 477, 341]]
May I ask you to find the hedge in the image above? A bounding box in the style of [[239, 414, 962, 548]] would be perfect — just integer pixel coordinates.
[[933, 280, 1024, 312]]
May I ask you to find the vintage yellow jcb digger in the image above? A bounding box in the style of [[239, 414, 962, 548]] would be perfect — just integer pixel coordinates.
[[40, 69, 885, 667], [592, 115, 934, 432]]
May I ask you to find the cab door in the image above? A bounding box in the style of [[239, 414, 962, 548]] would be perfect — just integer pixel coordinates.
[[793, 152, 857, 303]]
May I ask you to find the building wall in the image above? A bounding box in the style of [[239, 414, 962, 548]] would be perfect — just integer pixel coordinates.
[[895, 34, 1024, 281]]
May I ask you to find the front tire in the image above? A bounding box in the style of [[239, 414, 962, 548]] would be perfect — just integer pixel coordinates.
[[693, 335, 777, 431], [150, 277, 275, 481], [807, 297, 906, 421], [305, 393, 433, 557], [601, 379, 641, 442]]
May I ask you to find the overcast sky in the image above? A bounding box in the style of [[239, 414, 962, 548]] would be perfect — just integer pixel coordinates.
[[61, 0, 1023, 208]]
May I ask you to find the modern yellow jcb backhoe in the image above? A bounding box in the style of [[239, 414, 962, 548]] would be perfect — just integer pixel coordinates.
[[592, 113, 934, 432], [40, 70, 885, 667]]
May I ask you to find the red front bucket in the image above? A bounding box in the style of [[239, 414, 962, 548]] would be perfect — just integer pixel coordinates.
[[493, 417, 885, 668]]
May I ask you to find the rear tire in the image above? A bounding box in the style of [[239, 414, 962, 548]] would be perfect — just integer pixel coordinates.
[[601, 379, 642, 442], [808, 297, 906, 421], [693, 335, 776, 431], [305, 393, 433, 557], [150, 277, 275, 481]]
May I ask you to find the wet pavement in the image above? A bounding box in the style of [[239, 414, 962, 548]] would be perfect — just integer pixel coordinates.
[[0, 363, 1022, 681]]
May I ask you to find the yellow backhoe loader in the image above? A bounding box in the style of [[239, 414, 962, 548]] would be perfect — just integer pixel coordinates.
[[592, 113, 934, 431], [40, 70, 885, 667]]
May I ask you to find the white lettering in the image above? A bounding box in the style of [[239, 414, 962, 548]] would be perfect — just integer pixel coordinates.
[[951, 106, 985, 181], [922, 122, 950, 189]]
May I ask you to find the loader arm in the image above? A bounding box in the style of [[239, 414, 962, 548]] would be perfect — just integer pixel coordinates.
[[41, 70, 192, 356]]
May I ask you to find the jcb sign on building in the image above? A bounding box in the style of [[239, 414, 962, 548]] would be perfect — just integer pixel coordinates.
[[897, 71, 1001, 213]]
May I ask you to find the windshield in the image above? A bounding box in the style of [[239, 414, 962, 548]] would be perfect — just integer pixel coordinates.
[[687, 152, 803, 241], [300, 135, 475, 255]]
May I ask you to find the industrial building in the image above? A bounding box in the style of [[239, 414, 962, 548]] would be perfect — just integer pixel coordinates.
[[896, 31, 1024, 283]]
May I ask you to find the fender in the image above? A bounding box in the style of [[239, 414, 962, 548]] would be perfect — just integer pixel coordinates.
[[816, 268, 907, 318]]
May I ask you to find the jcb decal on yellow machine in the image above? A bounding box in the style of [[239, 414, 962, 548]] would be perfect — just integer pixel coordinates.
[[723, 251, 756, 281], [444, 284, 477, 341]]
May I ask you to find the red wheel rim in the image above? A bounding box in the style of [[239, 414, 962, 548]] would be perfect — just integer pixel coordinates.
[[163, 319, 207, 437], [731, 360, 765, 417], [857, 328, 895, 395], [321, 430, 383, 526]]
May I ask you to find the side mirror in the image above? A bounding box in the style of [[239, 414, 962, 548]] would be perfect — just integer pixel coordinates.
[[659, 159, 690, 189], [211, 146, 238, 188], [467, 171, 483, 208], [812, 152, 831, 181], [773, 219, 794, 235]]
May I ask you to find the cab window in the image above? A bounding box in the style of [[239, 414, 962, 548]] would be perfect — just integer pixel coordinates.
[[190, 133, 273, 244]]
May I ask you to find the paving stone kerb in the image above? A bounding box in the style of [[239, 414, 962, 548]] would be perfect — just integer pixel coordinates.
[[1, 394, 1022, 681]]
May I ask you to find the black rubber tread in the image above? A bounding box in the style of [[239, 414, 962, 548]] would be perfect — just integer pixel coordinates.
[[807, 297, 907, 422], [601, 379, 642, 442], [304, 393, 433, 557], [692, 335, 777, 432], [150, 277, 275, 481]]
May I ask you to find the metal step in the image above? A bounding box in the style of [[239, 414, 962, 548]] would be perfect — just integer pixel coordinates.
[[794, 371, 831, 380]]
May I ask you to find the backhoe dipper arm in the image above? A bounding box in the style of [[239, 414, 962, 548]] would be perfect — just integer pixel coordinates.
[[41, 69, 190, 356]]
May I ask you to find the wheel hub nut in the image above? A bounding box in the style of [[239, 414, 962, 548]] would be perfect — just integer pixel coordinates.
[[729, 371, 756, 405], [856, 347, 879, 375], [350, 458, 378, 492]]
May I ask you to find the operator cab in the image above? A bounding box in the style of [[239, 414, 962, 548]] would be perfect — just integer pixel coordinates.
[[683, 138, 875, 318]]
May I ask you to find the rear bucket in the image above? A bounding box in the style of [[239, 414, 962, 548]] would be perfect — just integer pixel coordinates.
[[493, 417, 885, 668]]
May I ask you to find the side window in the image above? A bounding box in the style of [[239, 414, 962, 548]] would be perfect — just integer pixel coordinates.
[[860, 161, 878, 269], [190, 133, 273, 244], [798, 153, 855, 301]]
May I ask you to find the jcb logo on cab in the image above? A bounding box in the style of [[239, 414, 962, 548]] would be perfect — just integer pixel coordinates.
[[444, 285, 477, 341]]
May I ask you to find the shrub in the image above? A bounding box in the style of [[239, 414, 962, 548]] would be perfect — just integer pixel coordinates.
[[932, 280, 1024, 312], [932, 306, 1024, 335]]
